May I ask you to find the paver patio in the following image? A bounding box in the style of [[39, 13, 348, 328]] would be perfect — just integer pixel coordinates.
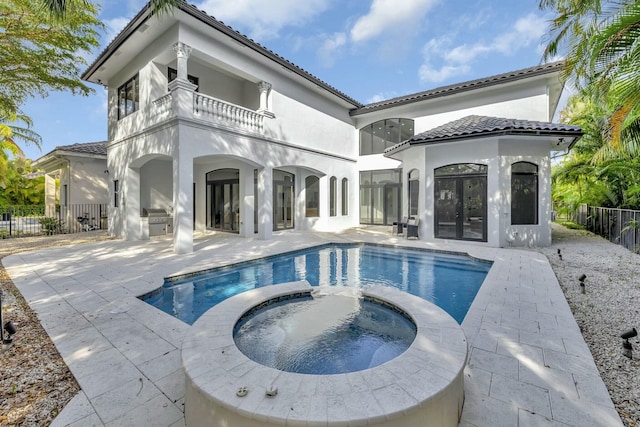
[[3, 229, 622, 427]]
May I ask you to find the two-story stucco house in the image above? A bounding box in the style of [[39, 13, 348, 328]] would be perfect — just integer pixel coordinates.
[[82, 2, 581, 254]]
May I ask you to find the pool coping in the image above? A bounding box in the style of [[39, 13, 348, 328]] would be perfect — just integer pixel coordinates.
[[183, 282, 467, 426], [2, 229, 623, 427]]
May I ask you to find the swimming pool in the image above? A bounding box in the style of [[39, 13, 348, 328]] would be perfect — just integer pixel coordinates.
[[140, 243, 492, 324]]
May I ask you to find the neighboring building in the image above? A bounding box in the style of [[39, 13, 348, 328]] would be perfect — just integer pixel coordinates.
[[81, 2, 581, 254], [32, 141, 108, 229]]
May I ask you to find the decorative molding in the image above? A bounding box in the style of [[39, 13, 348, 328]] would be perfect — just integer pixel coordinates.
[[172, 42, 192, 59]]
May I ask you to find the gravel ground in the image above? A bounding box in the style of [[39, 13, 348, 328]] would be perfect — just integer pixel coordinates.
[[0, 232, 114, 427], [0, 225, 638, 426], [532, 223, 640, 427]]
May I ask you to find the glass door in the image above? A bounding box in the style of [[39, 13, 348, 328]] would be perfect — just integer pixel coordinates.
[[434, 164, 487, 241], [273, 170, 295, 230], [435, 179, 458, 239], [206, 169, 240, 233]]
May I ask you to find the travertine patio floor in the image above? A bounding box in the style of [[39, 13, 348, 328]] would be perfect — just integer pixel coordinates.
[[3, 228, 622, 427]]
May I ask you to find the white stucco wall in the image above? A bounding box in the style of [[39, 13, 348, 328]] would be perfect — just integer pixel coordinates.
[[67, 156, 108, 205], [392, 136, 552, 248]]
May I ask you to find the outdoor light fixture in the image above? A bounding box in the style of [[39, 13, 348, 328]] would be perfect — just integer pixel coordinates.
[[621, 328, 637, 359], [0, 290, 17, 348], [578, 274, 586, 293]]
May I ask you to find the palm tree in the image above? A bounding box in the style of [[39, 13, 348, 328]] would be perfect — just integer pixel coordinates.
[[40, 0, 183, 19], [0, 114, 42, 187], [540, 0, 640, 160]]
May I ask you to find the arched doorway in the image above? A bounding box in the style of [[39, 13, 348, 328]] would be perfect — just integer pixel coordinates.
[[434, 164, 487, 241], [206, 168, 239, 232]]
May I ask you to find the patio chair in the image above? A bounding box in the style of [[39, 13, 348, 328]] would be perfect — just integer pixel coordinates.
[[406, 217, 419, 239], [392, 216, 408, 235]]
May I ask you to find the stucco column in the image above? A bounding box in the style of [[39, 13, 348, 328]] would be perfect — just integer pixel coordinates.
[[172, 42, 192, 81], [125, 167, 141, 241], [44, 173, 56, 214], [173, 150, 194, 254], [239, 166, 255, 237], [258, 167, 273, 240], [257, 81, 275, 118]]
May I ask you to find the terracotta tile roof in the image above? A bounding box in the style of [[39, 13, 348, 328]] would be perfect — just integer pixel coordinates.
[[385, 115, 582, 154], [352, 62, 565, 116]]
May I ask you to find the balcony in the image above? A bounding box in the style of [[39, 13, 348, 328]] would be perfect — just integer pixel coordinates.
[[149, 90, 264, 134]]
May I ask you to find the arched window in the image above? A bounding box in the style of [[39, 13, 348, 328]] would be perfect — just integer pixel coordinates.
[[511, 162, 538, 225], [305, 176, 320, 217], [359, 118, 414, 155], [341, 178, 348, 216], [330, 176, 337, 217], [408, 169, 419, 217]]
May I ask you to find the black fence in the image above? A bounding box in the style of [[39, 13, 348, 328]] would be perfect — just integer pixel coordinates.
[[0, 204, 108, 238], [573, 204, 640, 254]]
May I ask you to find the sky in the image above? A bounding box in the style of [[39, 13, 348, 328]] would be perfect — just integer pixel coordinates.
[[20, 0, 563, 161]]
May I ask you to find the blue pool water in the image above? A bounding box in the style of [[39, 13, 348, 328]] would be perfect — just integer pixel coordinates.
[[233, 293, 417, 374], [140, 244, 492, 324]]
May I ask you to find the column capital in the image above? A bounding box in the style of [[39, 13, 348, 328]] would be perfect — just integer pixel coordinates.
[[172, 42, 192, 59], [257, 81, 272, 93]]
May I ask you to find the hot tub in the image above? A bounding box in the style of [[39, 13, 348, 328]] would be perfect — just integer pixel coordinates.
[[182, 282, 468, 427]]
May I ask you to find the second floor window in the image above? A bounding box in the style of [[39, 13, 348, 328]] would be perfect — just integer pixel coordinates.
[[360, 118, 414, 155], [118, 74, 139, 120]]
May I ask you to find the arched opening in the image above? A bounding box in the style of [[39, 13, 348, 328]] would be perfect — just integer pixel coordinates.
[[408, 169, 419, 217], [330, 176, 337, 217], [305, 175, 320, 217]]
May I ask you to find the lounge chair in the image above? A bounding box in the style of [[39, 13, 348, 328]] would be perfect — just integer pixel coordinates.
[[406, 217, 419, 239]]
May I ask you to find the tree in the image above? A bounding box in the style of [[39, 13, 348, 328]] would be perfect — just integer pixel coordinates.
[[540, 0, 640, 159], [0, 0, 101, 122], [40, 0, 183, 19], [0, 113, 42, 187], [0, 158, 45, 206]]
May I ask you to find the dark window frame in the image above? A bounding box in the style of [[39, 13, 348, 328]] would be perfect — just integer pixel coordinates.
[[117, 74, 139, 120], [329, 176, 337, 217], [113, 180, 119, 208], [511, 162, 538, 225], [359, 118, 414, 155], [168, 67, 199, 91], [305, 176, 320, 217], [341, 178, 348, 216]]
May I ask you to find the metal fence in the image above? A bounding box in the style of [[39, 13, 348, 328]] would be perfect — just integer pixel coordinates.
[[574, 204, 640, 254], [0, 204, 108, 238]]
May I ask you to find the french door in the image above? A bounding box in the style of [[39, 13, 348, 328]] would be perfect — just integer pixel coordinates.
[[434, 164, 487, 241]]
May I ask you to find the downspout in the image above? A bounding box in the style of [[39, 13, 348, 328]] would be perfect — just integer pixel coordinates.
[[56, 155, 71, 228]]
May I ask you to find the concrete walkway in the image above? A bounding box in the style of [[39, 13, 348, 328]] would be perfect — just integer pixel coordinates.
[[3, 229, 622, 427]]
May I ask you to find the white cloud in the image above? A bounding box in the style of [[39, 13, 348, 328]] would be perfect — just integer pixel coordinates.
[[104, 17, 131, 43], [317, 33, 347, 68], [418, 63, 470, 83], [366, 91, 400, 104], [350, 0, 440, 43], [194, 0, 332, 40], [418, 13, 547, 84]]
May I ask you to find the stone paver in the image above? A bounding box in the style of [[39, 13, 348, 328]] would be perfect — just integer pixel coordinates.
[[3, 229, 622, 427]]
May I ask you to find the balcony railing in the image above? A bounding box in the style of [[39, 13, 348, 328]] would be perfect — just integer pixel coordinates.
[[193, 93, 264, 132]]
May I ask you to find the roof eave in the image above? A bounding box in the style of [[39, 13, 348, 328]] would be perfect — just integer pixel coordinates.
[[384, 128, 584, 157], [352, 62, 565, 117], [82, 2, 363, 109]]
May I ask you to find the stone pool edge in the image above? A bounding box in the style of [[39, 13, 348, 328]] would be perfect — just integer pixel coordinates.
[[182, 281, 468, 427]]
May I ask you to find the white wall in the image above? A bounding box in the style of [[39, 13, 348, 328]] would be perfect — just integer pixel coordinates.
[[68, 157, 108, 205]]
